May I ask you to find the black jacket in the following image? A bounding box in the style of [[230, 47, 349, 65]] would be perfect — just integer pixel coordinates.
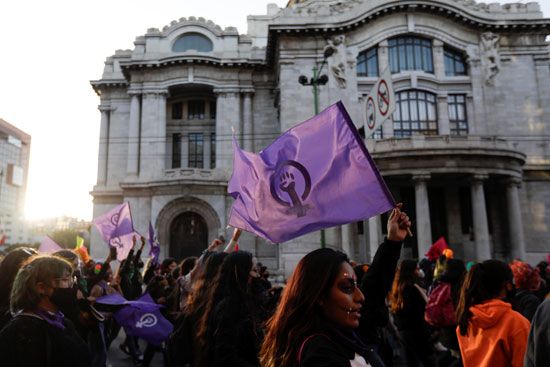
[[0, 313, 91, 367], [299, 332, 384, 367], [512, 289, 541, 322], [357, 237, 403, 344]]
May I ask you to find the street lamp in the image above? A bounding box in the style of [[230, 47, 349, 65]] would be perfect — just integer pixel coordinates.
[[298, 47, 334, 248]]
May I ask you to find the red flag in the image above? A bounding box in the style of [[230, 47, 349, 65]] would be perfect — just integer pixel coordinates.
[[426, 237, 448, 261]]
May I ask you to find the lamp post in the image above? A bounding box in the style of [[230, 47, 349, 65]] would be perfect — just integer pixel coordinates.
[[298, 47, 334, 248]]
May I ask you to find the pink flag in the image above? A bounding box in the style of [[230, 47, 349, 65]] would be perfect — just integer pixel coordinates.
[[39, 236, 62, 254], [110, 231, 140, 261], [426, 237, 448, 261], [93, 202, 134, 242]]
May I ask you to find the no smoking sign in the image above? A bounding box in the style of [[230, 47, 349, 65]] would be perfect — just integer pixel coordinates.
[[363, 68, 395, 138]]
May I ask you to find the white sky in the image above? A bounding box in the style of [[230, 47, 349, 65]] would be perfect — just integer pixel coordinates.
[[0, 0, 548, 221]]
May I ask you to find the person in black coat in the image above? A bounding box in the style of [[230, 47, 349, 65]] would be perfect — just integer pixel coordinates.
[[260, 204, 411, 367], [0, 255, 91, 367], [525, 298, 550, 367]]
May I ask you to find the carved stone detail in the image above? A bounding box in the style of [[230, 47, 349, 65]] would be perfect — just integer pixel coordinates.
[[480, 32, 501, 86], [324, 35, 356, 89]]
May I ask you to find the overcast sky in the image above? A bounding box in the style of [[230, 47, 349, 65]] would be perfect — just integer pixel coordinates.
[[0, 0, 548, 221]]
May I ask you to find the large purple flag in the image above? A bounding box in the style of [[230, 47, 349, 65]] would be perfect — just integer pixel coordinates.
[[228, 101, 395, 243], [112, 293, 173, 346], [93, 202, 134, 242], [39, 236, 62, 254], [110, 231, 140, 262], [148, 222, 160, 264]]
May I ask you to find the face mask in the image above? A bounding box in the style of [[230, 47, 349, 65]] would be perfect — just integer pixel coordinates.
[[50, 286, 78, 311], [418, 269, 425, 279]]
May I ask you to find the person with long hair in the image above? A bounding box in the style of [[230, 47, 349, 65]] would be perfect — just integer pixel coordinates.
[[0, 255, 91, 367], [0, 247, 37, 329], [508, 260, 541, 321], [196, 251, 262, 367], [389, 259, 435, 367], [260, 205, 411, 367], [456, 260, 530, 367]]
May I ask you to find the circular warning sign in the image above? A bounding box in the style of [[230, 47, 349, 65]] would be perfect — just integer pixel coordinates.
[[366, 96, 376, 129], [377, 80, 390, 116]]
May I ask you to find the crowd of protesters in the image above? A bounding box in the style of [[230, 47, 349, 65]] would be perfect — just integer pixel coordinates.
[[0, 204, 549, 367]]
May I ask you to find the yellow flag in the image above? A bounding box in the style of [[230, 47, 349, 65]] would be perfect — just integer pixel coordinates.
[[76, 235, 84, 249]]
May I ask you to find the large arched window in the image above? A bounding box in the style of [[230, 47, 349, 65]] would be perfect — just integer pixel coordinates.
[[444, 47, 467, 76], [357, 47, 378, 77], [393, 90, 438, 137], [389, 36, 433, 73], [172, 33, 213, 52]]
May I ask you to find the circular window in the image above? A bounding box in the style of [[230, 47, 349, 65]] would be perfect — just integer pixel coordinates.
[[172, 33, 213, 52]]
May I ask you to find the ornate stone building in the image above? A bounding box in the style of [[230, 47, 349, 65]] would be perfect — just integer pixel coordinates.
[[91, 0, 550, 275]]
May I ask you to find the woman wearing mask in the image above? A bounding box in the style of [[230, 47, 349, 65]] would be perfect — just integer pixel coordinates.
[[389, 259, 435, 367], [456, 260, 530, 367], [260, 205, 411, 367], [0, 255, 91, 367]]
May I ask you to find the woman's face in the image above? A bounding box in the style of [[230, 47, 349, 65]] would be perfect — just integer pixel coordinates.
[[321, 262, 365, 329]]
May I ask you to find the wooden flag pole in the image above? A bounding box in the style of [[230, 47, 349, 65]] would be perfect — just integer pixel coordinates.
[[224, 228, 242, 252]]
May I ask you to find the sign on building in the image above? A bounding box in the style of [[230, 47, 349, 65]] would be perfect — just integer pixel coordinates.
[[364, 68, 396, 138]]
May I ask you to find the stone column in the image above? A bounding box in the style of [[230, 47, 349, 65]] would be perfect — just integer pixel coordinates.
[[127, 92, 141, 178], [204, 133, 211, 169], [214, 89, 241, 171], [341, 223, 353, 258], [139, 90, 168, 179], [433, 39, 445, 79], [97, 106, 111, 186], [437, 94, 451, 135], [243, 91, 254, 152], [414, 174, 432, 259], [471, 174, 491, 260], [506, 177, 526, 260], [368, 216, 381, 262]]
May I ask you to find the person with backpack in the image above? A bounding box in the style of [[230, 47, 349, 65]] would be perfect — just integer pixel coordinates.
[[456, 260, 530, 367], [0, 255, 91, 367], [260, 204, 411, 367], [424, 258, 466, 364]]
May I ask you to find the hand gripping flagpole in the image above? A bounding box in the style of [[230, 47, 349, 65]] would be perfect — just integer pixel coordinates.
[[224, 227, 242, 252]]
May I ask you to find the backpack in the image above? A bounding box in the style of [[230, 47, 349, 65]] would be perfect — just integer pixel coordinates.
[[424, 282, 456, 327]]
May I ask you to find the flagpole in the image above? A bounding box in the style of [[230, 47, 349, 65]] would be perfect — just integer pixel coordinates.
[[224, 228, 242, 252], [312, 65, 326, 249]]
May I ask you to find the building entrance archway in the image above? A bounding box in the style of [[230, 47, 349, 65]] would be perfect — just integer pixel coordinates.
[[169, 211, 208, 260]]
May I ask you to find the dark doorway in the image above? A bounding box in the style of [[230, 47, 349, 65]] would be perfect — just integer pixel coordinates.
[[169, 212, 208, 260]]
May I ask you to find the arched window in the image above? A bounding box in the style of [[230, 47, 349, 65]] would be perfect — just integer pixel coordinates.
[[444, 47, 467, 76], [357, 47, 378, 77], [389, 36, 433, 73], [172, 33, 213, 52], [393, 90, 437, 137]]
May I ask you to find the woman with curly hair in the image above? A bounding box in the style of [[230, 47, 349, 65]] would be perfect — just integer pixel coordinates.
[[509, 260, 541, 321]]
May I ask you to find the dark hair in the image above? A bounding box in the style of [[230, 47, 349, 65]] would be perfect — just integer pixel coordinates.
[[185, 252, 227, 317], [389, 259, 418, 313], [196, 251, 253, 366], [179, 256, 197, 277], [260, 248, 349, 367], [456, 260, 513, 336], [0, 247, 37, 311], [161, 258, 177, 274], [52, 249, 78, 264]]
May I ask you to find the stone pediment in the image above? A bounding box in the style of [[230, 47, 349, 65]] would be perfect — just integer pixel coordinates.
[[156, 16, 239, 37]]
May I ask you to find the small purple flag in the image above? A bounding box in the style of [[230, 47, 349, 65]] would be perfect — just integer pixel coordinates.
[[39, 236, 62, 254], [148, 222, 160, 264], [110, 231, 140, 262], [112, 293, 173, 346], [228, 101, 395, 243], [93, 202, 134, 243]]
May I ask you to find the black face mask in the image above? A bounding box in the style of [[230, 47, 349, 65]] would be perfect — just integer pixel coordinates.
[[50, 286, 78, 312]]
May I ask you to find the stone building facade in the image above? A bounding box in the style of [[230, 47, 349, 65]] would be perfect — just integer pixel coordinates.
[[91, 0, 550, 275]]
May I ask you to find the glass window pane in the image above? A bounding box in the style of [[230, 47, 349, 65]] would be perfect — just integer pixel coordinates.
[[419, 100, 427, 120], [390, 47, 398, 73], [399, 45, 407, 71], [410, 99, 418, 120], [406, 44, 414, 69], [427, 102, 436, 120], [402, 100, 410, 120], [457, 104, 465, 120], [173, 33, 213, 52]]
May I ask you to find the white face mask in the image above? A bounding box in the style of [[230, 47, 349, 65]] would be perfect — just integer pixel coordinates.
[[418, 269, 425, 279]]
